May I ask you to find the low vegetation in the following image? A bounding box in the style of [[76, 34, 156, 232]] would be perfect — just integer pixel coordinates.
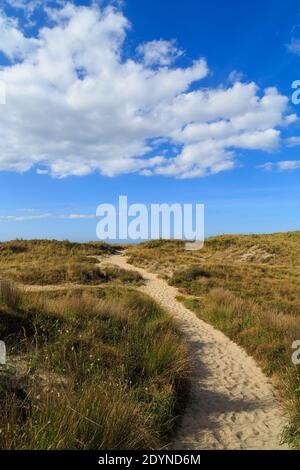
[[0, 240, 142, 286], [0, 280, 188, 449], [3, 233, 299, 448], [127, 232, 300, 449]]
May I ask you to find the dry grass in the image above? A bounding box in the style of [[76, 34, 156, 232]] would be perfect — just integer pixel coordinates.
[[127, 232, 300, 448], [0, 240, 145, 287], [0, 279, 22, 309], [101, 266, 144, 285], [0, 278, 188, 450], [0, 240, 119, 285]]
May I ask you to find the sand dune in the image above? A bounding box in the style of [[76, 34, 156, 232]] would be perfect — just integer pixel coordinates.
[[103, 253, 287, 450]]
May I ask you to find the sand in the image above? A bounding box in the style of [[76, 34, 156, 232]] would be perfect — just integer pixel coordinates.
[[103, 253, 288, 450]]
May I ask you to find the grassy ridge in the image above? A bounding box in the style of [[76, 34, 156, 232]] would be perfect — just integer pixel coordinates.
[[127, 232, 300, 448], [0, 240, 143, 286], [0, 239, 114, 285]]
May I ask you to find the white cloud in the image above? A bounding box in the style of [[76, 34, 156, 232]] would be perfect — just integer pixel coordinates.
[[0, 211, 100, 222], [259, 160, 300, 171], [5, 0, 40, 7], [0, 212, 51, 222], [137, 39, 184, 66], [0, 11, 39, 59], [63, 213, 96, 219], [286, 136, 300, 147], [0, 3, 296, 179], [277, 160, 300, 171], [287, 37, 300, 55], [4, 0, 62, 22], [258, 162, 274, 171], [228, 69, 244, 83]]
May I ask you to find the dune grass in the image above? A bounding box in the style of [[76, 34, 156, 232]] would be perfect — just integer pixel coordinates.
[[127, 232, 300, 448], [0, 240, 116, 285], [0, 240, 144, 286], [0, 272, 188, 450]]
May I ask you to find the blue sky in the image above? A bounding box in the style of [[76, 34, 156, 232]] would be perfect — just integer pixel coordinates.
[[0, 0, 300, 241]]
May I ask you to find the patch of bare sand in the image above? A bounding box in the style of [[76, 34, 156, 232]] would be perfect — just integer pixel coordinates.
[[23, 283, 107, 292]]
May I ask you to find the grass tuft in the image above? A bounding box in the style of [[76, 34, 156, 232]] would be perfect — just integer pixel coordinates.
[[0, 279, 22, 309]]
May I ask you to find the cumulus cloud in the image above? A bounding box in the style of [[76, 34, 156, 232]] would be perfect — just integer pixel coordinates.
[[4, 0, 61, 20], [137, 39, 184, 66], [228, 69, 244, 83], [0, 3, 296, 179], [0, 11, 39, 59]]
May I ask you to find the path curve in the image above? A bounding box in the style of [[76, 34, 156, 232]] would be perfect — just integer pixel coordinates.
[[102, 253, 288, 450]]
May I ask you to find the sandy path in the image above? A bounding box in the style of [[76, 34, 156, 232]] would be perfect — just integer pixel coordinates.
[[23, 283, 107, 292], [103, 253, 288, 450]]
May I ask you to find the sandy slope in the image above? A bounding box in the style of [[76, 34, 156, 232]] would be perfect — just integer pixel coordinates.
[[103, 253, 288, 450]]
